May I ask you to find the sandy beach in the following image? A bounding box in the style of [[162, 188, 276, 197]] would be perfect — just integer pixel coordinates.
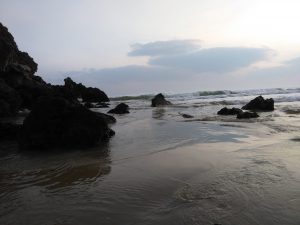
[[1, 90, 300, 225]]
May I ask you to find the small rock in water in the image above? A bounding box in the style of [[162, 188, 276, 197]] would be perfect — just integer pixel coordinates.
[[181, 113, 194, 118], [242, 95, 274, 111], [237, 111, 259, 119], [151, 93, 172, 107], [108, 103, 129, 114], [217, 107, 242, 115]]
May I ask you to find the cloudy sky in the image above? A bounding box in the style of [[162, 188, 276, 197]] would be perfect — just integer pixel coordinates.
[[1, 0, 300, 96]]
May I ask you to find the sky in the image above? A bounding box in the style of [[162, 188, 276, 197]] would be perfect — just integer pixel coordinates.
[[1, 0, 300, 96]]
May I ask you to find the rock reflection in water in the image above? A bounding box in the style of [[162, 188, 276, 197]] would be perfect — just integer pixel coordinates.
[[152, 108, 166, 119], [0, 143, 112, 195]]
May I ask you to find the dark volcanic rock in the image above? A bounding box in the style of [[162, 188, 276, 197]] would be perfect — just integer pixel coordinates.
[[242, 96, 274, 111], [0, 122, 21, 140], [108, 103, 129, 114], [151, 93, 172, 107], [237, 111, 259, 119], [18, 97, 114, 150], [217, 107, 243, 115]]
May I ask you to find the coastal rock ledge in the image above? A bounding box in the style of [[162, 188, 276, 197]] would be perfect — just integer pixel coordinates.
[[0, 22, 114, 150]]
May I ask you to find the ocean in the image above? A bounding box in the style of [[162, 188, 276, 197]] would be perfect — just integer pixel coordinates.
[[1, 87, 300, 225]]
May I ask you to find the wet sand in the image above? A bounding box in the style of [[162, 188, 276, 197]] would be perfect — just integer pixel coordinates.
[[0, 98, 300, 225]]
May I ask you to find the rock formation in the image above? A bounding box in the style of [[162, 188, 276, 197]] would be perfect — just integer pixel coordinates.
[[0, 22, 114, 150], [151, 93, 172, 107], [18, 97, 114, 150], [242, 96, 274, 111], [108, 103, 129, 114], [64, 77, 109, 103], [217, 107, 243, 115]]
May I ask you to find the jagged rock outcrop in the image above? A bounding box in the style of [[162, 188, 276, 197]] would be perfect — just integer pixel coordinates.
[[0, 22, 49, 114], [0, 22, 115, 150], [0, 23, 37, 74], [108, 103, 129, 114], [242, 96, 274, 111], [151, 93, 172, 107], [64, 77, 109, 103], [18, 97, 115, 150], [217, 107, 243, 115], [0, 23, 109, 117]]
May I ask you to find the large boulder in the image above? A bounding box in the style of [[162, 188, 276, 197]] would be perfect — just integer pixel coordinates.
[[151, 93, 172, 107], [108, 103, 129, 114], [217, 107, 243, 115], [237, 111, 259, 119], [242, 96, 274, 111], [18, 97, 115, 150], [81, 87, 109, 103]]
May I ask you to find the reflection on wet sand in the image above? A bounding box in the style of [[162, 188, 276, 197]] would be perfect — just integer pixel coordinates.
[[0, 145, 112, 195]]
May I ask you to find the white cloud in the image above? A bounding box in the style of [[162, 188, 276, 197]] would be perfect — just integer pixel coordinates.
[[128, 40, 201, 56]]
